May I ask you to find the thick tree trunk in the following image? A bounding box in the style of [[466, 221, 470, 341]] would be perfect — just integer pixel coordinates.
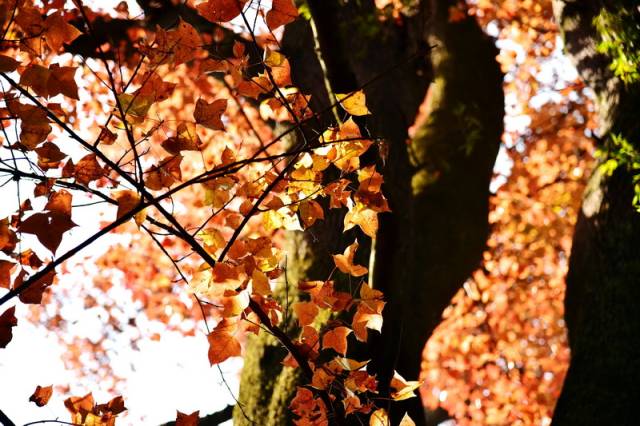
[[552, 1, 640, 424], [236, 1, 503, 425]]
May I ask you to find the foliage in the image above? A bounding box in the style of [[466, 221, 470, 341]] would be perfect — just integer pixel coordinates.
[[594, 6, 640, 84], [0, 0, 409, 424], [420, 0, 596, 424]]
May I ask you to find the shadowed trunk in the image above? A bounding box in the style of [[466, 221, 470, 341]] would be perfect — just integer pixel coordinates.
[[552, 1, 640, 424], [235, 1, 503, 425]]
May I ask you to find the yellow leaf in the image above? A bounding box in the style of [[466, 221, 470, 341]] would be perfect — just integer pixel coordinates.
[[369, 408, 389, 426], [336, 90, 370, 116]]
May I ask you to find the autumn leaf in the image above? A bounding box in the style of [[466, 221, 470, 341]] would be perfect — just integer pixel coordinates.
[[114, 190, 144, 225], [0, 307, 17, 349], [220, 290, 250, 317], [64, 393, 95, 417], [197, 0, 248, 23], [145, 155, 183, 190], [43, 12, 82, 52], [0, 54, 19, 72], [333, 240, 368, 277], [16, 270, 56, 305], [344, 202, 378, 238], [389, 372, 422, 401], [251, 269, 271, 296], [194, 98, 227, 131], [175, 410, 200, 426], [0, 260, 15, 288], [292, 301, 319, 326], [29, 385, 53, 407], [336, 90, 370, 116], [19, 212, 76, 254], [74, 154, 105, 185], [369, 408, 389, 426], [266, 0, 299, 30], [299, 199, 324, 228], [207, 318, 241, 364], [322, 326, 351, 355], [45, 190, 72, 217]]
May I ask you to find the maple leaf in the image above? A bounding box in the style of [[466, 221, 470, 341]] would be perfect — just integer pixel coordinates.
[[114, 190, 145, 225], [207, 318, 241, 364], [43, 12, 82, 53], [0, 307, 17, 349], [389, 372, 422, 401], [197, 0, 248, 23], [251, 268, 271, 296], [175, 410, 200, 426], [20, 64, 79, 99], [97, 127, 117, 145], [194, 98, 227, 131], [0, 54, 19, 72], [36, 142, 67, 170], [45, 190, 72, 217], [220, 290, 250, 317], [322, 326, 352, 356], [336, 90, 370, 116], [162, 122, 202, 155], [293, 301, 319, 326], [299, 199, 324, 228], [19, 212, 76, 254], [29, 385, 53, 407], [0, 260, 15, 289], [266, 0, 299, 30], [145, 155, 183, 190], [344, 202, 379, 238], [74, 154, 105, 185], [333, 240, 368, 277], [16, 269, 56, 305]]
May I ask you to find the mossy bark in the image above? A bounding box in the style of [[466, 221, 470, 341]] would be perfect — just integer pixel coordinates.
[[552, 1, 640, 424]]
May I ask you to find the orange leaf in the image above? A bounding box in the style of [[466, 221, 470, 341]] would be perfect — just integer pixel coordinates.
[[344, 202, 378, 238], [251, 269, 271, 296], [176, 410, 200, 426], [266, 0, 299, 30], [197, 0, 248, 23], [207, 319, 241, 364], [333, 240, 368, 277], [194, 98, 227, 131], [145, 155, 183, 190], [114, 190, 141, 222], [74, 154, 105, 185], [44, 12, 82, 52], [0, 307, 17, 348], [299, 199, 324, 228], [29, 385, 53, 407], [292, 301, 319, 326], [0, 260, 15, 288], [322, 326, 351, 355]]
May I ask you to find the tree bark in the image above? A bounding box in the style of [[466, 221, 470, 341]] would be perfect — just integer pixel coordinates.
[[552, 1, 640, 424], [235, 1, 504, 425]]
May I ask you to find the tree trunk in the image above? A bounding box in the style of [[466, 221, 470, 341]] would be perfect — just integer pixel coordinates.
[[552, 1, 640, 424], [235, 1, 504, 425]]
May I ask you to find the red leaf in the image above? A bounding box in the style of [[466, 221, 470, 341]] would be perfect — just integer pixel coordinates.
[[29, 385, 53, 407], [266, 0, 299, 30], [197, 0, 248, 23], [0, 307, 17, 349]]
